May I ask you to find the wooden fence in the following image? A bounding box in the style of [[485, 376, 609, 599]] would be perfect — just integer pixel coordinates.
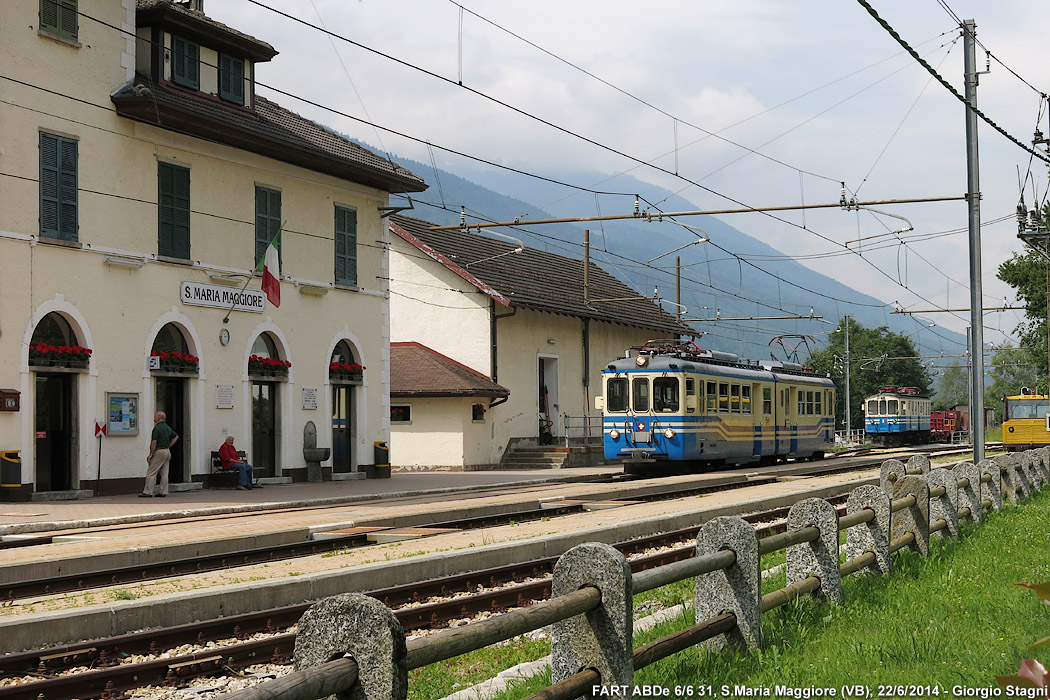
[[217, 449, 1049, 700]]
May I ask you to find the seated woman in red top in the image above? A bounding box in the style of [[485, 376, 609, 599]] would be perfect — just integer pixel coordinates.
[[218, 435, 256, 490]]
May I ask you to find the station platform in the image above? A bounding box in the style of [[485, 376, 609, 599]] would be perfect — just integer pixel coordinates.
[[0, 468, 623, 537]]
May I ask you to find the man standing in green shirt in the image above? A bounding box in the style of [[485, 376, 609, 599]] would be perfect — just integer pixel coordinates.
[[142, 411, 178, 497]]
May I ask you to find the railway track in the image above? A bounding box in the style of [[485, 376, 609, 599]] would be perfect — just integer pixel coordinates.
[[0, 446, 984, 699], [0, 498, 835, 700], [1, 448, 976, 603]]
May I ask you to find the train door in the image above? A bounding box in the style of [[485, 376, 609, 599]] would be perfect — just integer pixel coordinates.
[[776, 384, 793, 458], [757, 383, 773, 461]]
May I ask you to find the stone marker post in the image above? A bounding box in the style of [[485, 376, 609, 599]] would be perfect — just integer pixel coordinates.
[[696, 516, 761, 650], [551, 542, 633, 696], [845, 485, 891, 575], [786, 498, 842, 603]]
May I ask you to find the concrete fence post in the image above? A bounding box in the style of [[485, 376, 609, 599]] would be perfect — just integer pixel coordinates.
[[294, 593, 407, 700], [1039, 448, 1050, 485], [890, 475, 930, 557], [996, 454, 1021, 505], [927, 469, 959, 539], [695, 516, 761, 650], [1022, 450, 1042, 492], [1016, 452, 1034, 498], [906, 454, 932, 476], [845, 485, 891, 575], [952, 461, 982, 524], [786, 498, 842, 603], [880, 459, 907, 492], [977, 459, 1002, 512], [551, 542, 633, 693]]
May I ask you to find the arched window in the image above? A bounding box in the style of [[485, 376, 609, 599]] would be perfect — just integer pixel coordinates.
[[29, 313, 90, 369], [249, 332, 289, 377], [329, 340, 364, 382], [151, 324, 198, 374]]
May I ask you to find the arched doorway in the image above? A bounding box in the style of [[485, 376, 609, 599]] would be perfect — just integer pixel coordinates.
[[151, 323, 197, 484], [249, 333, 286, 477], [329, 340, 363, 474], [30, 313, 88, 492]]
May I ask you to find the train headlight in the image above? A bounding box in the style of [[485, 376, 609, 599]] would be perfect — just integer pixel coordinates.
[[664, 428, 675, 438], [635, 356, 649, 367], [1009, 426, 1015, 433], [609, 429, 620, 439]]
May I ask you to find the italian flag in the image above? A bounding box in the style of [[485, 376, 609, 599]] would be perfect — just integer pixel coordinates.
[[259, 231, 281, 308]]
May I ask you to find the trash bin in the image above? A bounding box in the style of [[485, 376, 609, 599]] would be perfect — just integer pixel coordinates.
[[373, 441, 390, 479], [1, 451, 20, 502]]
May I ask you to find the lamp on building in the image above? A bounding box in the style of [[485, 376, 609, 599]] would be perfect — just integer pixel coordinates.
[[103, 255, 145, 269]]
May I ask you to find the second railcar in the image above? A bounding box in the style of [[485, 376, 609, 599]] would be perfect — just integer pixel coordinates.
[[596, 340, 835, 471], [863, 386, 931, 446]]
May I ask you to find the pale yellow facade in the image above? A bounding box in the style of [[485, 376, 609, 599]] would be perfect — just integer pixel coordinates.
[[0, 0, 419, 496], [389, 234, 660, 467]]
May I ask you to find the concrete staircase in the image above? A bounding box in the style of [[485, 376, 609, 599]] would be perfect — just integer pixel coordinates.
[[498, 445, 570, 470], [497, 444, 608, 470]]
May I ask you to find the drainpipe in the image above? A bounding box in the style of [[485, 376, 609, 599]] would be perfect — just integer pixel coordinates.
[[582, 317, 591, 442], [490, 300, 517, 385]]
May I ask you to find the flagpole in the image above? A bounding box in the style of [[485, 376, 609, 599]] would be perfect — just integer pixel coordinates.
[[222, 274, 255, 325], [222, 223, 284, 324]]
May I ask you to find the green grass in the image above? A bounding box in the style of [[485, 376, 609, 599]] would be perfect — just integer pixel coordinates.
[[470, 488, 1050, 700]]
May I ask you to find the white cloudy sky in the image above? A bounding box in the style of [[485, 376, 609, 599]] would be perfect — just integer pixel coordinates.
[[208, 0, 1050, 346]]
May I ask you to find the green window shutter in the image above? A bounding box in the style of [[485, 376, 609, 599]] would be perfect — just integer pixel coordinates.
[[41, 0, 78, 40], [255, 187, 281, 266], [334, 206, 357, 286], [219, 54, 244, 105], [39, 132, 77, 241], [172, 36, 199, 89], [158, 162, 190, 259]]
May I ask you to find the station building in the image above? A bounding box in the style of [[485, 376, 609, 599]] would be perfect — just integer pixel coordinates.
[[0, 0, 426, 499], [388, 214, 694, 469]]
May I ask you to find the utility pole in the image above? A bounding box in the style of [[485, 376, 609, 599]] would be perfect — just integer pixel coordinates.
[[963, 19, 986, 462], [844, 315, 851, 443], [675, 255, 681, 321], [583, 229, 589, 303], [966, 326, 973, 443]]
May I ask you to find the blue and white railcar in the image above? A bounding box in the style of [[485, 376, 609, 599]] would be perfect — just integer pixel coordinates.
[[863, 386, 931, 446], [596, 341, 835, 471]]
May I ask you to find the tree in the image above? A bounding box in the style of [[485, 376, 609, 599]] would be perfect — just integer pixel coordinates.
[[933, 361, 968, 411], [986, 344, 1041, 422], [807, 317, 932, 432], [997, 201, 1050, 391]]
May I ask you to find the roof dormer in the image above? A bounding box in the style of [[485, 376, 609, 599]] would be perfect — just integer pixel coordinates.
[[134, 0, 277, 111]]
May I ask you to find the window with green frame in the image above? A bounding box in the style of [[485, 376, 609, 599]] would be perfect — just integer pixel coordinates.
[[158, 162, 190, 259], [255, 186, 281, 266], [219, 54, 244, 104], [39, 132, 78, 241], [334, 206, 357, 286], [172, 36, 199, 89], [40, 0, 77, 41]]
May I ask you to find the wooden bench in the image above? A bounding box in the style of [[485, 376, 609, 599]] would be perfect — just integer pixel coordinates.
[[205, 449, 245, 489]]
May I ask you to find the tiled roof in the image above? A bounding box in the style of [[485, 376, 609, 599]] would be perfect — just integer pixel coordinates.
[[390, 343, 509, 398], [112, 82, 425, 192], [390, 215, 695, 335], [135, 0, 276, 58]]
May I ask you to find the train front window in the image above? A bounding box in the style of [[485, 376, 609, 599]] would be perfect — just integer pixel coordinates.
[[867, 400, 878, 415], [653, 377, 680, 413], [887, 399, 898, 413], [879, 399, 887, 414], [606, 378, 628, 413], [1007, 398, 1050, 420], [632, 378, 650, 412]]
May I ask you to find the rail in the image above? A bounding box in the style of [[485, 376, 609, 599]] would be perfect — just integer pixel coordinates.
[[217, 449, 1049, 700], [561, 413, 603, 447]]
